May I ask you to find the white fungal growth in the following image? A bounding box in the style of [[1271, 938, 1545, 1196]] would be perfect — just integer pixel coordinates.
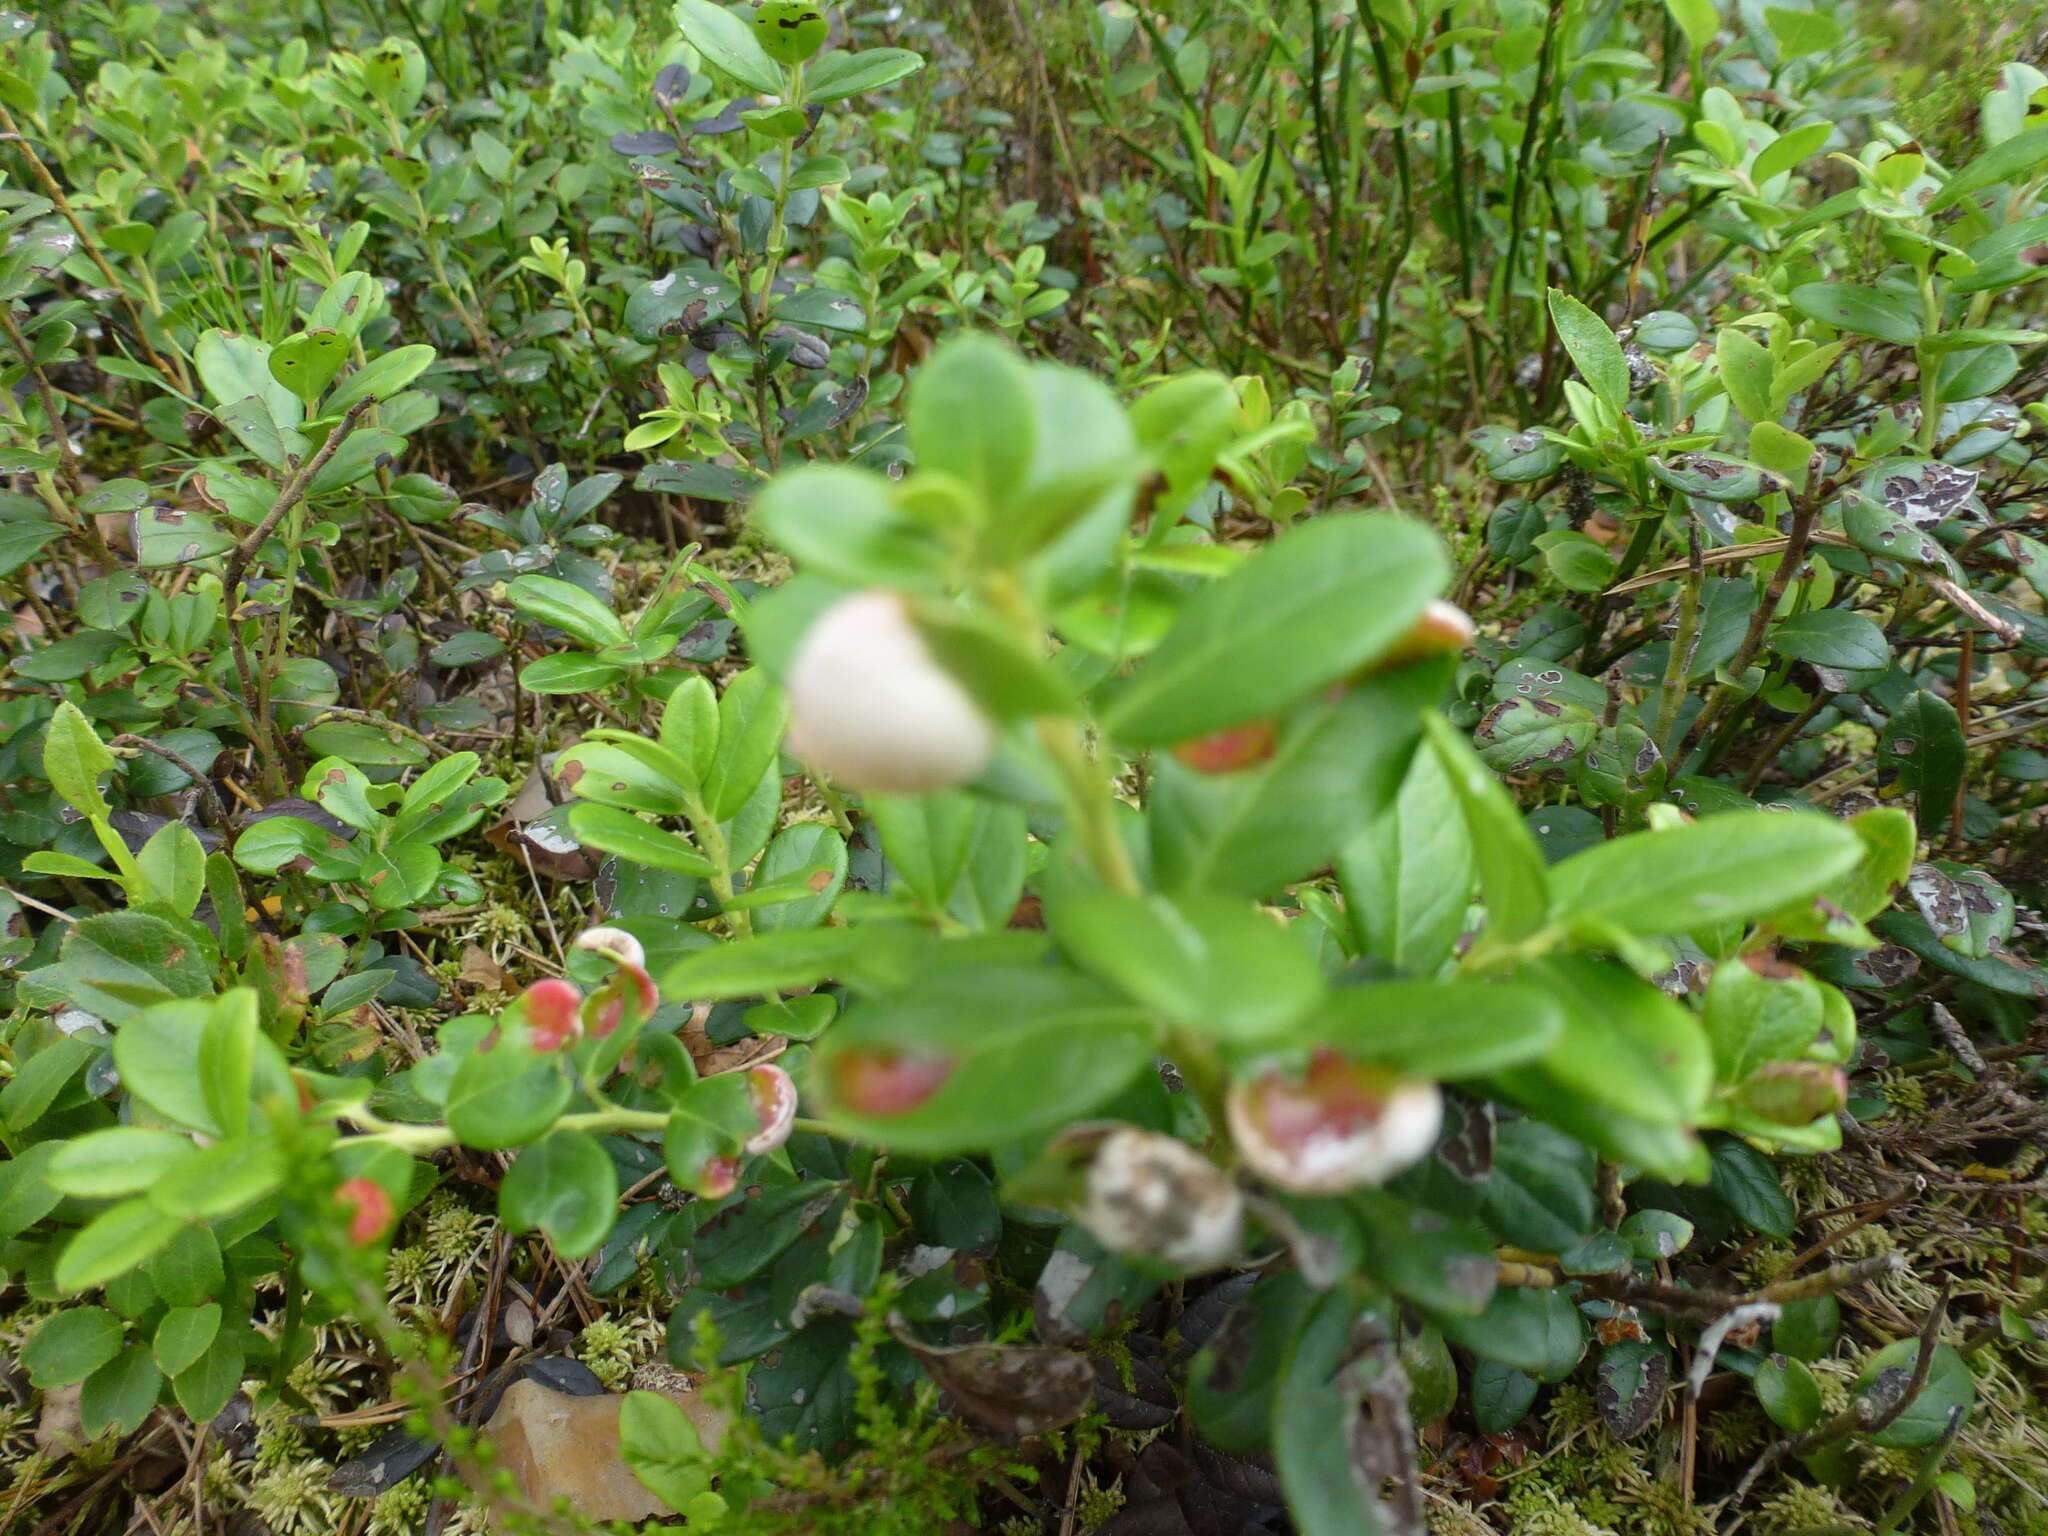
[[785, 590, 995, 793]]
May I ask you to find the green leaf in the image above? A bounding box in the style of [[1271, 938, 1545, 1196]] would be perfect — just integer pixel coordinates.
[[1755, 1353, 1823, 1432], [136, 820, 206, 915], [1856, 1341, 1975, 1448], [1273, 1292, 1391, 1536], [753, 464, 945, 590], [0, 1142, 63, 1239], [46, 1127, 197, 1198], [1298, 978, 1564, 1079], [1104, 513, 1447, 745], [1878, 691, 1965, 836], [1471, 1360, 1539, 1432], [908, 1159, 1000, 1250], [153, 1303, 222, 1378], [673, 0, 784, 93], [22, 912, 218, 1025], [1185, 1272, 1314, 1452], [56, 1197, 186, 1293], [445, 1041, 572, 1151], [1753, 120, 1833, 184], [619, 1389, 716, 1510], [1789, 283, 1922, 346], [1524, 956, 1712, 1124], [42, 700, 114, 819], [1047, 890, 1326, 1042], [803, 46, 925, 101], [150, 1138, 282, 1221], [1747, 421, 1813, 492], [507, 574, 628, 650], [813, 965, 1156, 1152], [568, 804, 715, 877], [1708, 1135, 1794, 1237], [0, 519, 61, 576], [751, 822, 848, 933], [1547, 810, 1861, 937], [1663, 0, 1717, 50], [706, 667, 789, 822], [1351, 1190, 1498, 1316], [1929, 123, 2048, 212], [911, 600, 1079, 721], [113, 1000, 221, 1133], [662, 674, 721, 788], [1716, 327, 1777, 424], [1421, 713, 1549, 942], [23, 1306, 124, 1387], [905, 334, 1038, 522], [1150, 662, 1445, 901], [1774, 1296, 1840, 1361], [1477, 1119, 1598, 1253], [663, 925, 886, 999], [326, 343, 437, 413], [500, 1131, 620, 1259], [519, 653, 631, 694], [980, 361, 1137, 562], [267, 329, 349, 405], [79, 1346, 162, 1437], [1772, 608, 1889, 675], [193, 328, 303, 432], [558, 742, 693, 817], [1547, 289, 1630, 412], [1435, 1284, 1586, 1379], [1337, 742, 1474, 974], [171, 1331, 245, 1421]]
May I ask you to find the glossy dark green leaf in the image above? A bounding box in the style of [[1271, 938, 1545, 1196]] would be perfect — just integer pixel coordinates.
[[1756, 1353, 1823, 1432], [1435, 1284, 1585, 1380], [1470, 1360, 1538, 1432], [1707, 1135, 1795, 1238]]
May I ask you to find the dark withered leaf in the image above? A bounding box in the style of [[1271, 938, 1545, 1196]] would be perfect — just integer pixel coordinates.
[[888, 1318, 1093, 1436]]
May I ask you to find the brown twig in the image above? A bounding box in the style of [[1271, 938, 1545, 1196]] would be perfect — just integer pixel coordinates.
[[1928, 1003, 2046, 1128]]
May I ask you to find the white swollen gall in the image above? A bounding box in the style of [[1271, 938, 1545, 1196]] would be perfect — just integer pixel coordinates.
[[573, 926, 646, 971], [785, 590, 995, 794], [743, 1065, 800, 1155], [1077, 1128, 1243, 1273], [1227, 1050, 1443, 1194]]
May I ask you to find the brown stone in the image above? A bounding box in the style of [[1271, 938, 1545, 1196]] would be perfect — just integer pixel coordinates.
[[481, 1379, 728, 1526]]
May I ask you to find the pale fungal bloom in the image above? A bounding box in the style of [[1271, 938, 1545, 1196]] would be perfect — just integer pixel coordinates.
[[785, 590, 995, 793], [1227, 1051, 1442, 1194], [1076, 1128, 1243, 1272], [743, 1064, 799, 1154], [573, 926, 646, 971]]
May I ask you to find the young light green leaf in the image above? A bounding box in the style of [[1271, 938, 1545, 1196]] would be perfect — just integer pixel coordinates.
[[1546, 289, 1630, 412], [42, 701, 114, 819], [1716, 327, 1776, 425], [673, 0, 784, 94], [1547, 810, 1861, 937], [1420, 713, 1549, 942], [1105, 513, 1448, 746]]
